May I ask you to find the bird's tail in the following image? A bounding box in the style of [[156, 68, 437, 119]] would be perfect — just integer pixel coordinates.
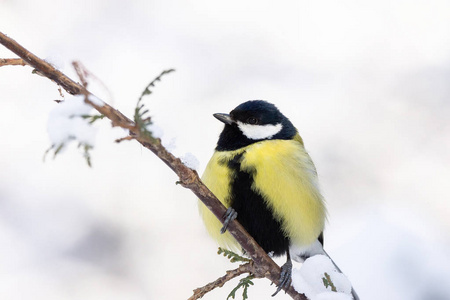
[[322, 249, 360, 300]]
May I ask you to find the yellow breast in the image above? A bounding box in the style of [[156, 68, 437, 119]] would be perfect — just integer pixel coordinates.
[[199, 137, 326, 250]]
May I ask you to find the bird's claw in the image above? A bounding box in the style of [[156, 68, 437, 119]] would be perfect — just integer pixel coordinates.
[[220, 207, 237, 234], [272, 259, 292, 296]]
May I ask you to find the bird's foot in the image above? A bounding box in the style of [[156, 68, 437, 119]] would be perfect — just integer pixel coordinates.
[[220, 207, 237, 234], [272, 259, 292, 296]]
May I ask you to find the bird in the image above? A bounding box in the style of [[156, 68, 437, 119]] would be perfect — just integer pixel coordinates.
[[199, 100, 358, 299]]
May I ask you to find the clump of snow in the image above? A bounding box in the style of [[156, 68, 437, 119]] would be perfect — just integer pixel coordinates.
[[145, 123, 177, 152], [44, 55, 64, 70], [162, 138, 177, 153], [146, 123, 164, 139], [181, 152, 200, 171], [87, 94, 104, 107], [292, 255, 353, 300], [47, 95, 97, 149], [146, 122, 199, 170]]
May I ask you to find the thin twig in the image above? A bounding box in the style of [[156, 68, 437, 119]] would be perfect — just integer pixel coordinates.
[[72, 61, 89, 88], [0, 31, 306, 300], [189, 262, 257, 300], [0, 58, 27, 67], [72, 60, 114, 102], [115, 136, 134, 143]]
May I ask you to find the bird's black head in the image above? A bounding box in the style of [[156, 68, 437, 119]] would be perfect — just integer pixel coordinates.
[[214, 100, 297, 151]]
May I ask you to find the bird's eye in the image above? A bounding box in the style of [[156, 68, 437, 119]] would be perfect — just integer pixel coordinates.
[[247, 117, 258, 125]]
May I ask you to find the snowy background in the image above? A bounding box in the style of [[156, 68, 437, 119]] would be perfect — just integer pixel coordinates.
[[1, 0, 450, 299]]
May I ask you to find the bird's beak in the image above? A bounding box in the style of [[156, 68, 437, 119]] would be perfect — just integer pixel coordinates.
[[213, 113, 234, 125]]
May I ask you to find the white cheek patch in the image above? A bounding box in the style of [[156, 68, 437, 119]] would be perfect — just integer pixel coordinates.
[[237, 121, 283, 140]]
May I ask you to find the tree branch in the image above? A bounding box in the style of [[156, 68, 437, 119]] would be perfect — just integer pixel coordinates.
[[0, 31, 306, 300], [0, 58, 27, 66]]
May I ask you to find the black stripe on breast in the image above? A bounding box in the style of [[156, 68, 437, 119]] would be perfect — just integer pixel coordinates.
[[225, 152, 290, 256]]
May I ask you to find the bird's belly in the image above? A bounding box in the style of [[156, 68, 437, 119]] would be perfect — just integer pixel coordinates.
[[241, 140, 326, 247], [199, 140, 326, 253]]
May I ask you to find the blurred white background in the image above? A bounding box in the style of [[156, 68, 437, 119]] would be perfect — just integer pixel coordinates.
[[1, 0, 450, 299]]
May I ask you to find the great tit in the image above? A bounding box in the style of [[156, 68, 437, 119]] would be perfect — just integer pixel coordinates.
[[199, 100, 358, 298]]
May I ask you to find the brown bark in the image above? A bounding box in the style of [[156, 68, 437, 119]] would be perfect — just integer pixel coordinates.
[[0, 58, 27, 66]]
